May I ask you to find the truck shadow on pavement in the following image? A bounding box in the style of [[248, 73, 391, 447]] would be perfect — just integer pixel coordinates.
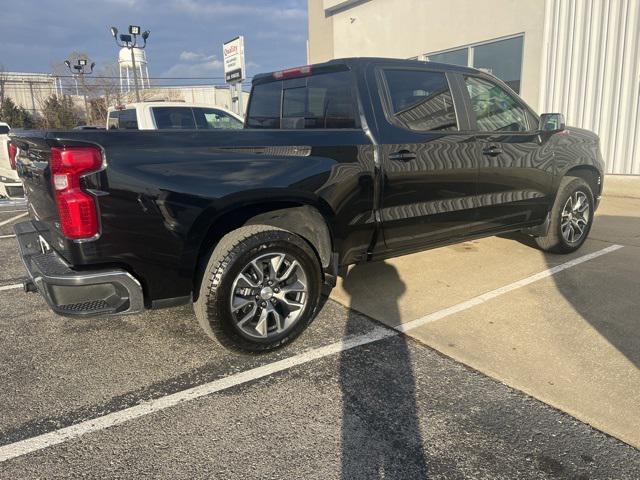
[[339, 262, 429, 479]]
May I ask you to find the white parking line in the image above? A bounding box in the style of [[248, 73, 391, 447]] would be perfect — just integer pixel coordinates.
[[0, 234, 16, 239], [0, 284, 22, 292], [396, 244, 624, 332], [0, 212, 27, 227], [0, 244, 623, 462]]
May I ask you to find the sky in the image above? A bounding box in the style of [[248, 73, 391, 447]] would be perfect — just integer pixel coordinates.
[[0, 0, 308, 85]]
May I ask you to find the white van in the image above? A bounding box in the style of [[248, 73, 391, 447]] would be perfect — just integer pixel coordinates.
[[0, 122, 23, 198], [106, 102, 244, 130]]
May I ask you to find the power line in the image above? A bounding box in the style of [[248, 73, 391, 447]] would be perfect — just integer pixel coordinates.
[[4, 83, 252, 91], [48, 75, 254, 80]]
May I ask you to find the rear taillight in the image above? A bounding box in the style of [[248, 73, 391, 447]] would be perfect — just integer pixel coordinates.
[[50, 146, 103, 240], [8, 142, 17, 170]]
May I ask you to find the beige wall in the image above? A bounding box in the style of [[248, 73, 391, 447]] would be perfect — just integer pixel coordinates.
[[308, 0, 546, 106], [308, 0, 334, 63]]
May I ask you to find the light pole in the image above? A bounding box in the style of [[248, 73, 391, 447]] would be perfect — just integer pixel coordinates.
[[110, 25, 150, 103], [64, 58, 95, 125]]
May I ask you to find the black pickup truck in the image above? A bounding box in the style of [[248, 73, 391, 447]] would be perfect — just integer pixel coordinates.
[[10, 58, 604, 351]]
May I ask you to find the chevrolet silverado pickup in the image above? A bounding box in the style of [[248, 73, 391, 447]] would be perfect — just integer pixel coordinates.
[[10, 58, 604, 352]]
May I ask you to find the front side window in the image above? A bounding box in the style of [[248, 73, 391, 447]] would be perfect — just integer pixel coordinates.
[[464, 76, 529, 132], [152, 107, 196, 129], [193, 108, 243, 129], [383, 69, 458, 132]]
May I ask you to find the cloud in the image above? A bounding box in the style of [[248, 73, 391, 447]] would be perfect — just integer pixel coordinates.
[[174, 0, 306, 21], [179, 51, 218, 62], [163, 52, 224, 77]]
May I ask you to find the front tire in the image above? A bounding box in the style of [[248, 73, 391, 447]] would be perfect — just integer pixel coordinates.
[[535, 176, 594, 253], [194, 225, 322, 353]]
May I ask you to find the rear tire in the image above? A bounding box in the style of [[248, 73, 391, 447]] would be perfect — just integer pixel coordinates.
[[194, 225, 322, 353], [535, 176, 594, 253]]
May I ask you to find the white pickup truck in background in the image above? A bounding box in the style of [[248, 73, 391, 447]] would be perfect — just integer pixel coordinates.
[[0, 122, 23, 198], [106, 102, 244, 130]]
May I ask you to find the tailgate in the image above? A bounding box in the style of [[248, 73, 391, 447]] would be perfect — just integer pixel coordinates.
[[12, 135, 59, 228]]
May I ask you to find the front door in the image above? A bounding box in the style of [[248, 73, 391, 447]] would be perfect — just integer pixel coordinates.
[[374, 67, 479, 255], [462, 75, 555, 231]]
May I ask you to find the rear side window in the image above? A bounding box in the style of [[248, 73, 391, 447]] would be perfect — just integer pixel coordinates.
[[383, 69, 458, 132], [246, 70, 359, 129], [107, 109, 138, 130], [152, 107, 196, 129], [193, 108, 243, 129], [0, 126, 9, 134], [464, 76, 529, 132]]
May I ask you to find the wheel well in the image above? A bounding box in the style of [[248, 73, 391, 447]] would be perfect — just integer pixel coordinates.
[[565, 166, 602, 197], [194, 203, 333, 293]]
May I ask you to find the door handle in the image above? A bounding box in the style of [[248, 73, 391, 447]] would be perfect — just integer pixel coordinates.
[[482, 145, 503, 156], [389, 150, 417, 161]]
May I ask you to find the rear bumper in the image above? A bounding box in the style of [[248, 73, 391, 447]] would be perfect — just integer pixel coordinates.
[[14, 221, 144, 316]]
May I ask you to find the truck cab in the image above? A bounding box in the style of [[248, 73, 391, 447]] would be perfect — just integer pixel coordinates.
[[106, 102, 244, 130]]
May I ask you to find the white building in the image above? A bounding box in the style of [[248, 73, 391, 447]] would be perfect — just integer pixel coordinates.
[[116, 85, 249, 115], [308, 0, 640, 175], [0, 72, 60, 115]]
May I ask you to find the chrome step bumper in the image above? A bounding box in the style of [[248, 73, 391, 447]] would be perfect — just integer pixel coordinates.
[[14, 221, 144, 317]]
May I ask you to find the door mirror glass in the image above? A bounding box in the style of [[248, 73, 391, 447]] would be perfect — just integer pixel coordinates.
[[539, 113, 566, 132]]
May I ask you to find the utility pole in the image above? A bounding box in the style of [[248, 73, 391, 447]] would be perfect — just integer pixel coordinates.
[[65, 58, 95, 125], [129, 48, 141, 102], [110, 25, 150, 103]]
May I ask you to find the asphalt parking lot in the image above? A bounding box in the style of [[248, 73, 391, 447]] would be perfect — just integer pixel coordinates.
[[0, 184, 639, 479]]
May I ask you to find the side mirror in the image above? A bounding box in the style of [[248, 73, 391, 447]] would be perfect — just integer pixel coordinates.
[[539, 113, 566, 132]]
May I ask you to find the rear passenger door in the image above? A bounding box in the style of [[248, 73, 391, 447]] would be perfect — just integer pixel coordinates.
[[462, 75, 554, 230], [375, 66, 479, 253]]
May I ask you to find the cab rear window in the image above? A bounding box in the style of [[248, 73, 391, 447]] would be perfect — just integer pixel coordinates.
[[0, 126, 9, 134], [246, 70, 359, 129]]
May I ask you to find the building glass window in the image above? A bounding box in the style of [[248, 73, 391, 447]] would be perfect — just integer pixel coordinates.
[[384, 69, 458, 132], [426, 35, 524, 93], [427, 48, 468, 67], [473, 36, 523, 93]]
